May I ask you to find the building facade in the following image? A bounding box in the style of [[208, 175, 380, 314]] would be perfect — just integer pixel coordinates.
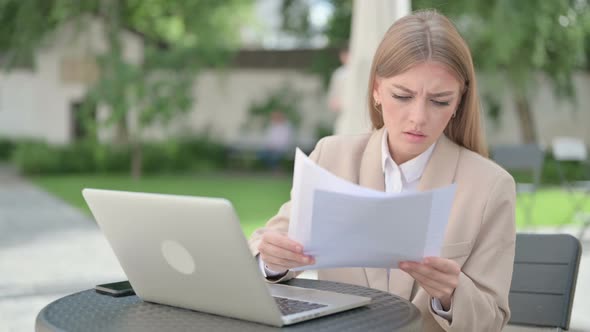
[[0, 17, 589, 150]]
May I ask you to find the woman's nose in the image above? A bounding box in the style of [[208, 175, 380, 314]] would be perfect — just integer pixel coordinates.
[[408, 100, 428, 125]]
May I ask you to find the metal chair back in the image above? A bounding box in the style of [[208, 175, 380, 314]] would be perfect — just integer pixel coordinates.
[[491, 144, 545, 187], [508, 233, 581, 330], [491, 144, 545, 226]]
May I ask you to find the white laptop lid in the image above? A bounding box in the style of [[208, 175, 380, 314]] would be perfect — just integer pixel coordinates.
[[82, 188, 284, 326]]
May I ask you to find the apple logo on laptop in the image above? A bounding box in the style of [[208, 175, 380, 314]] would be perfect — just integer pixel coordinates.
[[161, 240, 196, 275]]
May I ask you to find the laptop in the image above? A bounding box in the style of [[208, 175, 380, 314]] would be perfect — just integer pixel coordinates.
[[82, 188, 371, 327]]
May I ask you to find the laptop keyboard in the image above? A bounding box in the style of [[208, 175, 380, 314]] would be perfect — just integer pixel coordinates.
[[273, 296, 327, 316]]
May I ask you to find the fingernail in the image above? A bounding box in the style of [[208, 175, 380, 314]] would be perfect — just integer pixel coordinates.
[[295, 246, 302, 253]]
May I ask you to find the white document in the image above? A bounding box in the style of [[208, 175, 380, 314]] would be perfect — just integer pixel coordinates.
[[289, 148, 456, 271]]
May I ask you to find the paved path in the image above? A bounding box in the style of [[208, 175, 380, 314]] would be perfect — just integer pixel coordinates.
[[0, 165, 125, 331], [0, 164, 588, 331]]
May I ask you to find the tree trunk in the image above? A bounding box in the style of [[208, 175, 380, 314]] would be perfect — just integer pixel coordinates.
[[514, 95, 538, 144], [131, 140, 142, 180], [114, 120, 128, 145]]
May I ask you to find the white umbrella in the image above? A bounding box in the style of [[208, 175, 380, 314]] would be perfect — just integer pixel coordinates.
[[335, 0, 410, 135]]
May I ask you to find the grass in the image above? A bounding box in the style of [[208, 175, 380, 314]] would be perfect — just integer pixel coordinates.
[[30, 174, 590, 236], [31, 173, 292, 237], [515, 189, 590, 228]]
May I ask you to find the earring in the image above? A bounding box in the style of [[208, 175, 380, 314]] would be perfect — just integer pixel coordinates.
[[451, 112, 456, 118], [374, 101, 381, 113]]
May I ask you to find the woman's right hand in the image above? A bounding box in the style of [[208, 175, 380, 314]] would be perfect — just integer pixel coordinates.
[[258, 230, 315, 274]]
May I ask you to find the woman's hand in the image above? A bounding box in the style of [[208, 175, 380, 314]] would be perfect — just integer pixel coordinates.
[[399, 257, 461, 310], [257, 230, 315, 274]]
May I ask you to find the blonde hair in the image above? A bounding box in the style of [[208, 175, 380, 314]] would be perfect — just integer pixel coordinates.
[[367, 10, 488, 157]]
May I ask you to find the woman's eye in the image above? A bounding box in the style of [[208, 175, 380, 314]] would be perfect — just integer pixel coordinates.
[[392, 94, 411, 101], [432, 100, 450, 107]]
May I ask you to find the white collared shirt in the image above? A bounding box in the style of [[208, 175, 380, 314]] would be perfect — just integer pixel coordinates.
[[381, 129, 435, 193], [380, 130, 451, 319], [260, 129, 451, 319]]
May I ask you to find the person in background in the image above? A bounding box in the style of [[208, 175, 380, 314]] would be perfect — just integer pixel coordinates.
[[258, 110, 294, 172], [327, 43, 350, 131], [249, 10, 516, 332]]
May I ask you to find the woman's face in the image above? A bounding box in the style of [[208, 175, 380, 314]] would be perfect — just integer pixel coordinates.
[[373, 61, 462, 164]]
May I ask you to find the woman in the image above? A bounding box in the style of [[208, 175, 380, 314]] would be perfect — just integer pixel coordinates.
[[249, 10, 516, 332]]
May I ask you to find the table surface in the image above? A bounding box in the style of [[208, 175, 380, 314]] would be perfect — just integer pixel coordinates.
[[36, 278, 422, 331]]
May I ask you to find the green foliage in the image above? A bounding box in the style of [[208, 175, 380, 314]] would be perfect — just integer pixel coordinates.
[[506, 151, 590, 185], [280, 0, 351, 88], [246, 87, 302, 128], [12, 141, 119, 174], [12, 138, 228, 175], [316, 2, 590, 93], [539, 155, 590, 185], [141, 138, 228, 173], [315, 124, 334, 139], [311, 1, 590, 142], [280, 0, 352, 47], [120, 1, 252, 48], [0, 0, 75, 69], [309, 47, 342, 88], [415, 0, 590, 97], [0, 0, 252, 61], [0, 0, 253, 176], [93, 144, 132, 173], [483, 94, 502, 126], [0, 138, 16, 161], [281, 0, 312, 40], [323, 0, 352, 46], [12, 141, 63, 174], [81, 1, 250, 152]]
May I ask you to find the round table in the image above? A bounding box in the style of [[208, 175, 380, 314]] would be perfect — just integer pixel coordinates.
[[36, 279, 422, 331]]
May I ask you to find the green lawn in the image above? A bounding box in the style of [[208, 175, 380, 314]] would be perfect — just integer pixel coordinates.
[[514, 189, 590, 228], [31, 174, 590, 235], [31, 174, 292, 237]]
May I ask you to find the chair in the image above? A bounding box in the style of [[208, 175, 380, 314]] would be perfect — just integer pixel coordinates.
[[505, 233, 581, 331], [551, 137, 590, 239], [491, 144, 545, 227]]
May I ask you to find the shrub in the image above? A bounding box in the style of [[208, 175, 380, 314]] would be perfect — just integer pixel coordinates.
[[0, 138, 16, 161], [58, 141, 98, 173], [11, 137, 230, 175], [12, 141, 62, 174], [13, 138, 586, 181], [507, 152, 589, 185]]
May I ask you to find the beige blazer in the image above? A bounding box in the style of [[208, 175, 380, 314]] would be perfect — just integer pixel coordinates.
[[249, 128, 516, 332]]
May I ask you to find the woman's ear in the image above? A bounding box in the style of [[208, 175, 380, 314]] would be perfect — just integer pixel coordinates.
[[372, 78, 381, 103]]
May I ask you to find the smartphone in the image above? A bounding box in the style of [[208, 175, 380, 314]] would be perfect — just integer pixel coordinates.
[[95, 280, 135, 297]]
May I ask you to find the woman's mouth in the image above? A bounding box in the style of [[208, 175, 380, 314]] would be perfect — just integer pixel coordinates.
[[403, 131, 427, 143]]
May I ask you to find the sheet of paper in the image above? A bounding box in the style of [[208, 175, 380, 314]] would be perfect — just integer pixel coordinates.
[[289, 148, 389, 244], [289, 148, 456, 271]]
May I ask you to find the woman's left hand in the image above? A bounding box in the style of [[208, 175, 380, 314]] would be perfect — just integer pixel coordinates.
[[399, 257, 461, 310]]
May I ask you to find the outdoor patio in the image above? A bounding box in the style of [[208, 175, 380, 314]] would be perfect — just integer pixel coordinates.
[[1, 164, 589, 331]]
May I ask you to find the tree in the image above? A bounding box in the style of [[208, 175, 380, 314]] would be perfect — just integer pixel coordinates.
[[416, 0, 590, 143], [279, 0, 351, 90], [0, 0, 253, 178], [282, 0, 590, 143], [280, 0, 352, 47]]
